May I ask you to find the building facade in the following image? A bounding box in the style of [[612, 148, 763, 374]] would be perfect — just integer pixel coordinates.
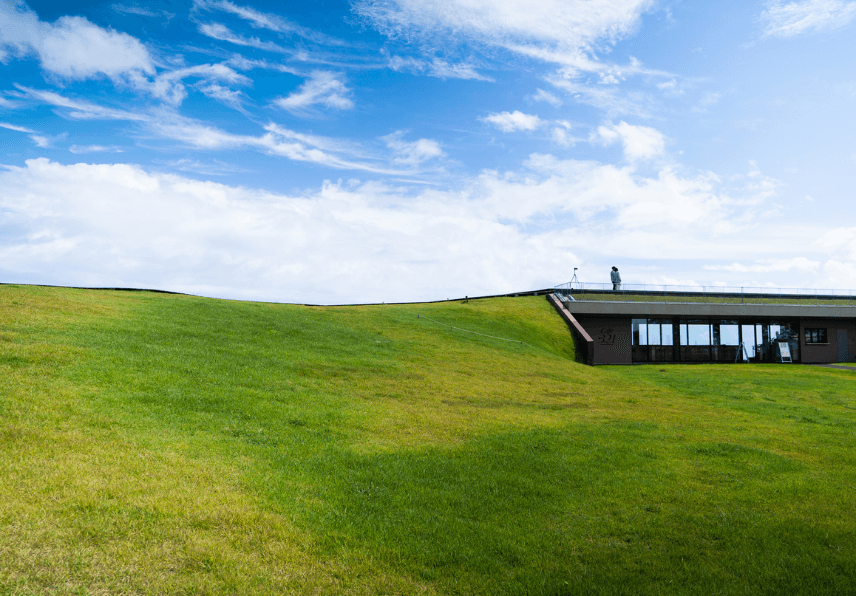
[[548, 293, 856, 366]]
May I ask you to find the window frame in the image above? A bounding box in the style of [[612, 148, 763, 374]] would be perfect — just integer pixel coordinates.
[[804, 328, 828, 345]]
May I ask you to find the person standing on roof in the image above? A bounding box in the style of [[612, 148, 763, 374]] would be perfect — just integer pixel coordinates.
[[611, 266, 621, 291]]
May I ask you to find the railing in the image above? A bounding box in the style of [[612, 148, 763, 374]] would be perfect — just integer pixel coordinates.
[[553, 282, 856, 307]]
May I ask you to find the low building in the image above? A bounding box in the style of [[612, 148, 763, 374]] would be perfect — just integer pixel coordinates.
[[548, 288, 856, 366]]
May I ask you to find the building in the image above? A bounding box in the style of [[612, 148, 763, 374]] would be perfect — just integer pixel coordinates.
[[548, 288, 856, 366]]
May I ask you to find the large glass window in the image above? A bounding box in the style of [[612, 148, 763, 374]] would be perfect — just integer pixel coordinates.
[[717, 321, 740, 346], [688, 321, 710, 345], [713, 320, 740, 362], [638, 319, 801, 364], [649, 319, 675, 362], [679, 319, 711, 362], [652, 319, 674, 346]]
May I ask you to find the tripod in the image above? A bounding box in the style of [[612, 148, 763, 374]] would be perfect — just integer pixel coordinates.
[[570, 268, 579, 290]]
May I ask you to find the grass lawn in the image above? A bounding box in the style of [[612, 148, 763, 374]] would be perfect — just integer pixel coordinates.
[[1, 284, 855, 595]]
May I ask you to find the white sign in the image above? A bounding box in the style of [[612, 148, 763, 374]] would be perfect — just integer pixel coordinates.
[[779, 342, 792, 363]]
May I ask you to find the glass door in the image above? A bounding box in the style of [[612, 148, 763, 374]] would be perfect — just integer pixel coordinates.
[[740, 324, 762, 362]]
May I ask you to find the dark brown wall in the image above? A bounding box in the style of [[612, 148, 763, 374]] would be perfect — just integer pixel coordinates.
[[576, 316, 632, 365], [800, 319, 856, 364], [850, 328, 856, 363]]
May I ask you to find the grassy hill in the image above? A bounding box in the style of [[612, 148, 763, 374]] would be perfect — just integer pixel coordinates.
[[1, 284, 855, 595]]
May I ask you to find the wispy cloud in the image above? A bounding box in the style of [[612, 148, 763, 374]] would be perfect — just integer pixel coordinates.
[[532, 88, 562, 107], [194, 0, 347, 46], [546, 72, 651, 117], [762, 0, 856, 37], [197, 22, 291, 54], [0, 96, 22, 108], [145, 113, 409, 174], [0, 121, 36, 133], [150, 63, 251, 106], [162, 157, 246, 175], [69, 145, 124, 154], [274, 71, 354, 113], [112, 4, 174, 20], [382, 131, 444, 165], [0, 119, 57, 147], [354, 0, 653, 66], [386, 55, 492, 81], [30, 134, 50, 147], [704, 258, 820, 273], [15, 85, 148, 120], [15, 86, 404, 173]]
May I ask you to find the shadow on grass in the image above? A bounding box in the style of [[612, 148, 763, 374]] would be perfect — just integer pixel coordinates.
[[250, 424, 852, 596]]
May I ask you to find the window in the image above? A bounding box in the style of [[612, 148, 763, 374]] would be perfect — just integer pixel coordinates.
[[687, 320, 710, 346], [805, 328, 828, 344]]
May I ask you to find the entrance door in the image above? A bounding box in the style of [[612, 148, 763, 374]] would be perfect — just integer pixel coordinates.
[[838, 329, 849, 362]]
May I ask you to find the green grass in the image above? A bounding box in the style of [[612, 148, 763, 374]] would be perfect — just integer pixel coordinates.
[[1, 284, 855, 595]]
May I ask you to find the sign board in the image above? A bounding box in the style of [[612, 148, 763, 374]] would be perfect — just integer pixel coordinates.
[[779, 342, 792, 363]]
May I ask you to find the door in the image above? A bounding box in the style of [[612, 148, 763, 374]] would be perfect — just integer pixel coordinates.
[[838, 329, 849, 363]]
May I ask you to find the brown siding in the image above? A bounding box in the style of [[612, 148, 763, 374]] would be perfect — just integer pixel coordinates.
[[576, 316, 632, 365], [849, 327, 856, 363], [800, 319, 856, 364]]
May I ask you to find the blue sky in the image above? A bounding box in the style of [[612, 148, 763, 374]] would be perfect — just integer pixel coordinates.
[[1, 0, 855, 303]]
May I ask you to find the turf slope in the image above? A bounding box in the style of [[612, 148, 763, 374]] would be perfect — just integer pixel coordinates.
[[0, 285, 855, 595]]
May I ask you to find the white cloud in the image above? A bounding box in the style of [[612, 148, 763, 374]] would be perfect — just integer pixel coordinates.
[[0, 121, 36, 133], [382, 131, 444, 165], [597, 121, 665, 161], [197, 22, 291, 54], [354, 0, 653, 67], [17, 87, 407, 174], [546, 72, 650, 117], [0, 1, 155, 80], [150, 63, 250, 106], [481, 110, 544, 132], [112, 4, 174, 20], [69, 145, 124, 154], [386, 55, 492, 81], [197, 84, 246, 110], [762, 0, 856, 37], [30, 134, 49, 147], [147, 114, 407, 174], [817, 226, 856, 260], [704, 258, 821, 273], [656, 79, 683, 95], [0, 158, 578, 302], [1, 154, 838, 301], [532, 88, 562, 107], [0, 96, 22, 108], [194, 0, 345, 45], [274, 71, 354, 112], [551, 121, 575, 147], [16, 85, 149, 120]]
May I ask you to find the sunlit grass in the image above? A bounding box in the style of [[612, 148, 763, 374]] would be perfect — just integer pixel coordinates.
[[1, 284, 855, 594]]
